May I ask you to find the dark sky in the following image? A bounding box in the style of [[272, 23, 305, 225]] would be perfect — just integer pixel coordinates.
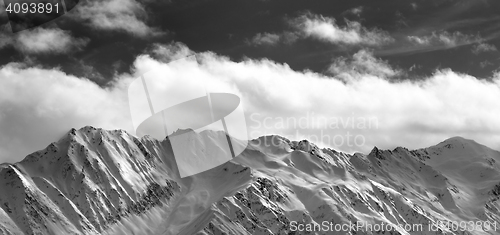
[[1, 0, 500, 84]]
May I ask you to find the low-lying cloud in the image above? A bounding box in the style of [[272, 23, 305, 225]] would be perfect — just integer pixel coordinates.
[[0, 63, 132, 163]]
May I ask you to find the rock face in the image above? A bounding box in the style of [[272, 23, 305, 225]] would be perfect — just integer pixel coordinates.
[[1, 128, 500, 235]]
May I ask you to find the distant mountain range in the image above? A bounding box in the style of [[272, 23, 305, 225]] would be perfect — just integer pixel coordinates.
[[1, 126, 499, 235]]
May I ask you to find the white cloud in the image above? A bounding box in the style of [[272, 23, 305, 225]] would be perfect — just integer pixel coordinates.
[[328, 50, 402, 80], [407, 31, 481, 48], [0, 28, 88, 54], [15, 28, 89, 53], [1, 43, 500, 164], [249, 32, 281, 46], [72, 0, 162, 37], [149, 42, 193, 62], [247, 31, 300, 46], [249, 13, 390, 47], [472, 42, 497, 54], [290, 13, 394, 46], [0, 63, 133, 163], [407, 35, 430, 45], [133, 43, 500, 155]]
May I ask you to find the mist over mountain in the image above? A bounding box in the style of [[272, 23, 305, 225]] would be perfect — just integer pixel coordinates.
[[0, 127, 499, 235]]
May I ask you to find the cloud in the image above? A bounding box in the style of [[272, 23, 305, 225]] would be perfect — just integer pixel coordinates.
[[248, 13, 391, 47], [1, 43, 500, 164], [289, 13, 394, 46], [380, 31, 487, 56], [0, 32, 11, 49], [0, 28, 88, 54], [72, 0, 163, 37], [148, 42, 193, 62], [247, 31, 300, 46], [249, 32, 281, 46], [407, 36, 430, 45], [328, 50, 402, 80], [0, 63, 133, 163], [472, 42, 497, 54], [480, 60, 493, 68], [411, 3, 418, 10], [344, 6, 364, 16], [407, 31, 481, 48], [15, 28, 89, 53], [133, 43, 500, 155]]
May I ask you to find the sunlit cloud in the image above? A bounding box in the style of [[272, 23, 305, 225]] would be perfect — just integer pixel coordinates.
[[72, 0, 163, 37], [1, 42, 499, 164], [328, 50, 402, 80], [0, 28, 88, 54], [290, 13, 394, 46], [248, 32, 281, 46]]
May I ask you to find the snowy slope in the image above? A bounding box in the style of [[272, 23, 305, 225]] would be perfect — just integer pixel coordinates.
[[0, 128, 499, 235], [195, 136, 500, 235], [0, 127, 183, 235]]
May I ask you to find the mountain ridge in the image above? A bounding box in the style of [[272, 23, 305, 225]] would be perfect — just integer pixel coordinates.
[[1, 126, 500, 235]]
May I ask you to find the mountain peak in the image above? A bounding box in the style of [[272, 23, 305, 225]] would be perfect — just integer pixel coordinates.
[[170, 128, 196, 137], [370, 146, 380, 154], [291, 139, 320, 153], [442, 136, 472, 143], [419, 136, 500, 170], [434, 136, 479, 150], [3, 127, 500, 235]]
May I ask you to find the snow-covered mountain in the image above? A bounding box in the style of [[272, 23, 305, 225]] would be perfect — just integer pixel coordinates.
[[1, 127, 499, 235]]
